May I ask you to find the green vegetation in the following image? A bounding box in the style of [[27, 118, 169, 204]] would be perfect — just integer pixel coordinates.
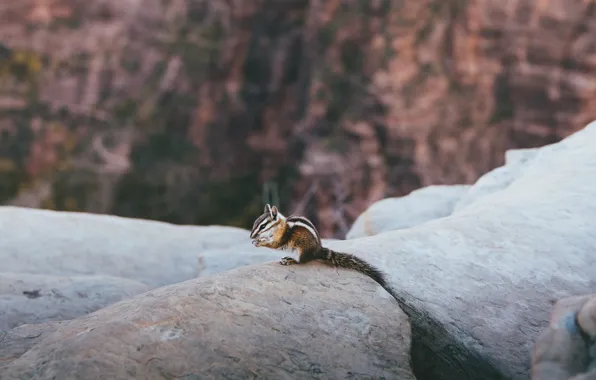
[[0, 49, 45, 205], [0, 49, 42, 81]]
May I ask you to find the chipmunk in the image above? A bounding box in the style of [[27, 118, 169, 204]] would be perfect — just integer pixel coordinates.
[[250, 204, 391, 293]]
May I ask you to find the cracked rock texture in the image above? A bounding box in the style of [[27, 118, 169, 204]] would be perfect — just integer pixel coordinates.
[[0, 262, 415, 380], [0, 272, 150, 332], [1, 0, 595, 237], [322, 121, 596, 379]]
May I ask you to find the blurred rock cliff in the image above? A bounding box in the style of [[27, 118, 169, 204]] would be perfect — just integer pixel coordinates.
[[0, 0, 594, 237]]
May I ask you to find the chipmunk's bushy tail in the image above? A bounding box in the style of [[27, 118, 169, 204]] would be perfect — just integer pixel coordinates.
[[318, 247, 391, 294]]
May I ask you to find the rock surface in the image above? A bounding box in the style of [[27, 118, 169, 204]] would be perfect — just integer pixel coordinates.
[[531, 294, 596, 380], [0, 207, 280, 289], [453, 147, 540, 211], [321, 122, 596, 379], [196, 239, 336, 278], [347, 185, 471, 239], [0, 272, 149, 332], [0, 262, 415, 380], [1, 0, 595, 237]]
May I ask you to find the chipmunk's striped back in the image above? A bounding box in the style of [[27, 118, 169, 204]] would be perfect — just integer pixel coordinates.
[[286, 215, 321, 245]]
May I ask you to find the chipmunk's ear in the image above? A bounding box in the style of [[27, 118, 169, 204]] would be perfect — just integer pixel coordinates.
[[270, 206, 278, 219], [264, 204, 271, 214]]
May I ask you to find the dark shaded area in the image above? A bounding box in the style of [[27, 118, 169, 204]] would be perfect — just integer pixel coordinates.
[[23, 290, 41, 299]]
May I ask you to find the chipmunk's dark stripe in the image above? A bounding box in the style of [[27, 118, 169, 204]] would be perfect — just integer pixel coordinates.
[[287, 215, 320, 242], [250, 213, 270, 238]]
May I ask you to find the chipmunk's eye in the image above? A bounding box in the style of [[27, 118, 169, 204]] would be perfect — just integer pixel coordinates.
[[259, 224, 266, 231]]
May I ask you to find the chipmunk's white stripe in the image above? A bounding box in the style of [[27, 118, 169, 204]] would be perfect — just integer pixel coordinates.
[[256, 218, 270, 232], [288, 216, 319, 237], [287, 220, 319, 242], [250, 216, 266, 238]]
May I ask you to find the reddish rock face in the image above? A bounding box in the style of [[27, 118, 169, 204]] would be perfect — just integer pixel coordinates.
[[0, 0, 594, 236]]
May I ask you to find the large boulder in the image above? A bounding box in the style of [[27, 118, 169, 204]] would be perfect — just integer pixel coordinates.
[[0, 262, 415, 380], [0, 207, 279, 289], [0, 272, 149, 331], [347, 185, 471, 239], [322, 121, 596, 379]]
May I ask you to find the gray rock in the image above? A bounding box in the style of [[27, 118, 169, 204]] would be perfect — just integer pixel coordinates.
[[0, 262, 415, 380], [504, 147, 540, 167], [324, 121, 596, 379], [196, 242, 281, 277], [346, 185, 471, 239], [0, 206, 322, 332], [0, 208, 261, 288], [0, 272, 149, 332], [453, 147, 539, 211]]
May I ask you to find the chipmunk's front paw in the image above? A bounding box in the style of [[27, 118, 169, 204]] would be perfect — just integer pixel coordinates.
[[279, 257, 297, 266]]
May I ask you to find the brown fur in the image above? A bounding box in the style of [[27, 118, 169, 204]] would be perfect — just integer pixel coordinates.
[[268, 221, 287, 249], [285, 227, 319, 254]]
